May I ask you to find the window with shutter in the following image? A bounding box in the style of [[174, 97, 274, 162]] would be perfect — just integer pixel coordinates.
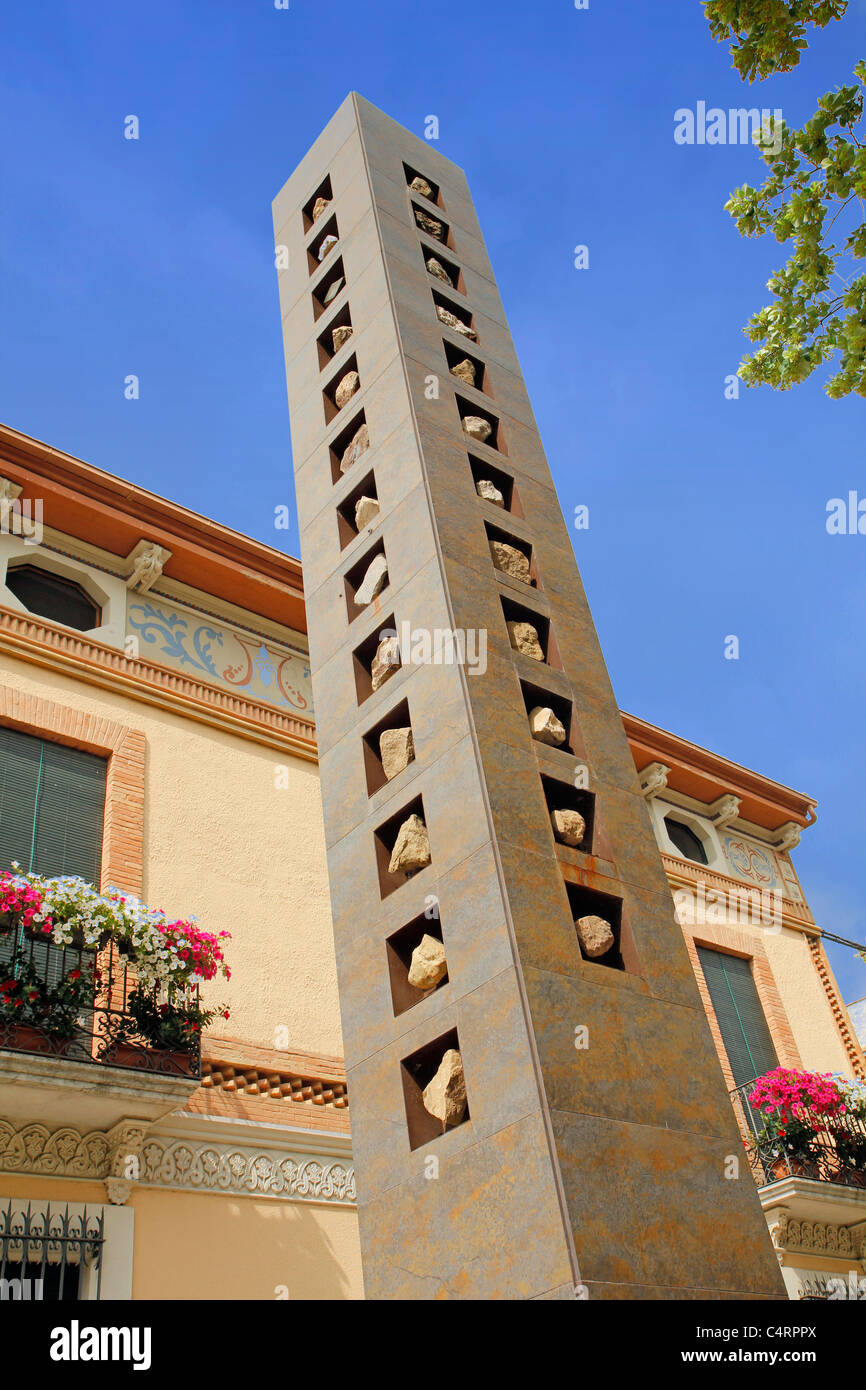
[[696, 945, 779, 1088], [0, 726, 108, 994], [0, 726, 106, 881]]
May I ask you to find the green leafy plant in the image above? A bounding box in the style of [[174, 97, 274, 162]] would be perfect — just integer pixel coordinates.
[[704, 1, 866, 395], [705, 2, 849, 83], [834, 1127, 866, 1171], [123, 986, 227, 1053], [0, 959, 97, 1040], [830, 1074, 866, 1170], [754, 1111, 822, 1167]]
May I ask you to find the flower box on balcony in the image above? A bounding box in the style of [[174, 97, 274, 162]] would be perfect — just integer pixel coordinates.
[[768, 1155, 819, 1181], [735, 1067, 866, 1191], [1, 1022, 72, 1057], [104, 1039, 195, 1078], [0, 868, 229, 1084]]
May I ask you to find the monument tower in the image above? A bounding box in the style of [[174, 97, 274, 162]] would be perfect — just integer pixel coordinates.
[[273, 93, 784, 1299]]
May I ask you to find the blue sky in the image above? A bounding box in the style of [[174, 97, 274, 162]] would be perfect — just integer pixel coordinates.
[[1, 1, 864, 1005]]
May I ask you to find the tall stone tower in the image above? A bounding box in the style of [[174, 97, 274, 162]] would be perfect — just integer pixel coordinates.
[[272, 93, 784, 1300]]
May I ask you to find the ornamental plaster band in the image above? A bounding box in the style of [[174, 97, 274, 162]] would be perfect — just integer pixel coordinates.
[[273, 92, 787, 1301]]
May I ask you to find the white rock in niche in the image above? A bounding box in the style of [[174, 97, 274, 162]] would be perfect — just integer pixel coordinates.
[[379, 726, 414, 781], [422, 1049, 467, 1127], [550, 808, 586, 846], [354, 495, 380, 531], [507, 620, 543, 660], [371, 635, 400, 691], [462, 415, 492, 444], [576, 914, 615, 959], [334, 371, 360, 410], [476, 478, 504, 507], [528, 706, 566, 746], [426, 256, 451, 283], [332, 324, 353, 353], [407, 934, 446, 991], [353, 553, 389, 607], [388, 813, 431, 875], [490, 540, 530, 584]]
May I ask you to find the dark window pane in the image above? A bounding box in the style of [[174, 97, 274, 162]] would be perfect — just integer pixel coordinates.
[[665, 816, 708, 865], [23, 1258, 82, 1301], [6, 565, 100, 631]]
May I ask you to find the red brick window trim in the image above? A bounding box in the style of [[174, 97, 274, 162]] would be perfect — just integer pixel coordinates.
[[0, 682, 145, 895], [685, 922, 802, 1096]]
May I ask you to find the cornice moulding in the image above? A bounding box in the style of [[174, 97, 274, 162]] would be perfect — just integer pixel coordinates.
[[0, 1112, 356, 1207], [0, 606, 317, 761]]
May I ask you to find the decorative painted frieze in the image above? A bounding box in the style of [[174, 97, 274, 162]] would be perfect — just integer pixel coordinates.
[[126, 595, 312, 714], [722, 834, 780, 889]]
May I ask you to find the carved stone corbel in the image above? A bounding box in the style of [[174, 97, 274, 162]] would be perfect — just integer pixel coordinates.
[[774, 822, 802, 854], [766, 1208, 789, 1266], [104, 1119, 150, 1204], [0, 476, 23, 504], [124, 540, 172, 594], [640, 762, 670, 799], [708, 794, 741, 830]]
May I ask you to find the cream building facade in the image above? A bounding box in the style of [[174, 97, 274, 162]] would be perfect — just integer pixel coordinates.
[[0, 421, 862, 1300], [0, 423, 361, 1301], [628, 713, 866, 1298]]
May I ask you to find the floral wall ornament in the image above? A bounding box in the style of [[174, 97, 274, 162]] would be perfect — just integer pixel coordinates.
[[0, 1120, 111, 1177], [0, 1119, 355, 1205], [137, 1137, 356, 1204], [127, 597, 312, 714], [127, 603, 222, 677], [772, 1209, 857, 1258]]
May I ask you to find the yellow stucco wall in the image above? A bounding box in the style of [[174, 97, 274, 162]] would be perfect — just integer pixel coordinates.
[[0, 1176, 108, 1204], [128, 1187, 363, 1300], [0, 655, 343, 1058], [763, 927, 852, 1075], [0, 1177, 363, 1300]]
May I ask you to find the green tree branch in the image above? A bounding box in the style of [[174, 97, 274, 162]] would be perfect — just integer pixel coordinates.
[[704, 1, 865, 396]]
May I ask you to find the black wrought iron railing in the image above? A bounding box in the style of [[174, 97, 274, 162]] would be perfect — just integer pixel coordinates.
[[0, 930, 201, 1079], [0, 1201, 103, 1301], [731, 1079, 866, 1189]]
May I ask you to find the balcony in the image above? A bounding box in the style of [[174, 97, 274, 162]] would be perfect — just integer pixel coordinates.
[[0, 932, 200, 1133], [731, 1078, 866, 1298], [731, 1079, 866, 1190]]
